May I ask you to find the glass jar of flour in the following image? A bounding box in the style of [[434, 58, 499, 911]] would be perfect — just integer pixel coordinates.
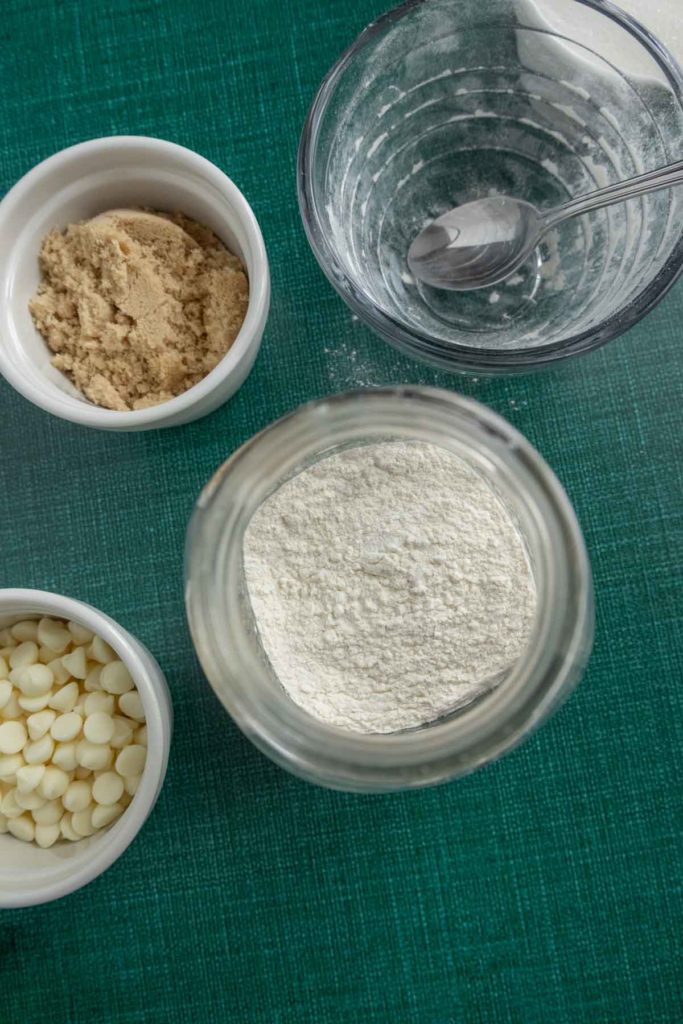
[[185, 387, 593, 792]]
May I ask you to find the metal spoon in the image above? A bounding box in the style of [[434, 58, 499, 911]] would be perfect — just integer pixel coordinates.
[[407, 159, 683, 292]]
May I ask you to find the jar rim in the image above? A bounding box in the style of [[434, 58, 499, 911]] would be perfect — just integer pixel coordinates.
[[186, 387, 594, 789]]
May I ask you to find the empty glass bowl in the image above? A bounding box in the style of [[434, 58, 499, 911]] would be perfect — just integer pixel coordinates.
[[298, 0, 683, 372]]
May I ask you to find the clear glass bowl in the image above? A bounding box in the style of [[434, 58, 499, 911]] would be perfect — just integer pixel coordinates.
[[298, 0, 683, 373], [185, 388, 594, 792]]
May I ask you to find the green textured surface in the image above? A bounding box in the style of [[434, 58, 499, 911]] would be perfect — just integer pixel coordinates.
[[1, 0, 682, 1021]]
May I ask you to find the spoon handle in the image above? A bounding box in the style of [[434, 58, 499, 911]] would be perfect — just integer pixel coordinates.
[[543, 158, 683, 227]]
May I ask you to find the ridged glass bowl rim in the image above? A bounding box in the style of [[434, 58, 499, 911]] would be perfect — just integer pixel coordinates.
[[297, 0, 683, 372]]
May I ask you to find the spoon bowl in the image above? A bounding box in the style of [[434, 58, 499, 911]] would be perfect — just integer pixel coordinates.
[[408, 160, 683, 293], [408, 197, 543, 291]]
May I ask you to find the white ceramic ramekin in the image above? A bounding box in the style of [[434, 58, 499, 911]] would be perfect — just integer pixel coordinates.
[[0, 589, 172, 908], [0, 136, 270, 430]]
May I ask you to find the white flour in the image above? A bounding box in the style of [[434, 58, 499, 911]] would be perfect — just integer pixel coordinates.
[[243, 442, 537, 734]]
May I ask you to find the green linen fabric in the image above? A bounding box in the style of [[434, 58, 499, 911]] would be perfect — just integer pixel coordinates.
[[0, 1, 681, 1021]]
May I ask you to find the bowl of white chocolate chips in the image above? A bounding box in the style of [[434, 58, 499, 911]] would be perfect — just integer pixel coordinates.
[[0, 589, 171, 908]]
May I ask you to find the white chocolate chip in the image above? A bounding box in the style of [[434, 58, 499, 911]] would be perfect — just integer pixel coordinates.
[[15, 663, 53, 698], [88, 636, 117, 665], [60, 813, 80, 841], [37, 618, 72, 654], [0, 629, 15, 646], [100, 660, 134, 694], [38, 766, 71, 801], [51, 712, 83, 743], [11, 620, 39, 643], [124, 774, 140, 797], [84, 712, 115, 744], [61, 647, 87, 680], [92, 771, 124, 805], [0, 720, 27, 755], [83, 665, 103, 692], [1, 788, 23, 818], [68, 621, 94, 644], [0, 753, 24, 784], [27, 708, 56, 740], [63, 779, 92, 813], [118, 691, 144, 721], [0, 812, 8, 833], [91, 802, 124, 829], [52, 742, 79, 772], [134, 725, 148, 747], [0, 658, 8, 681], [35, 822, 60, 848], [9, 642, 38, 669], [72, 807, 96, 837], [8, 814, 35, 842], [15, 788, 46, 811], [1, 692, 22, 720], [115, 744, 146, 778], [23, 734, 54, 765], [16, 764, 45, 794], [76, 739, 112, 771], [33, 799, 63, 825], [47, 657, 72, 685], [17, 692, 52, 713], [49, 681, 79, 712], [84, 691, 115, 716], [110, 716, 134, 750]]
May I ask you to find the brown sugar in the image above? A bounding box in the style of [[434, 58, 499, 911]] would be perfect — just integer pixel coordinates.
[[29, 209, 249, 411]]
